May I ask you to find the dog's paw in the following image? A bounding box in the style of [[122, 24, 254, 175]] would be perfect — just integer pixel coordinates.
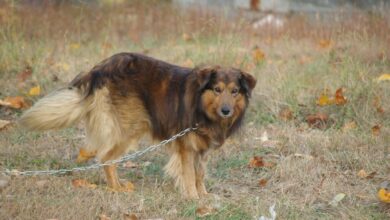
[[107, 181, 135, 193]]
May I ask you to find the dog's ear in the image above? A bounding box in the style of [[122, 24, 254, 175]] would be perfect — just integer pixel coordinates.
[[194, 66, 217, 90], [239, 71, 257, 97]]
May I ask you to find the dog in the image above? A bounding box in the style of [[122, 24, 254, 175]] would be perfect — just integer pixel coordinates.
[[20, 52, 256, 199]]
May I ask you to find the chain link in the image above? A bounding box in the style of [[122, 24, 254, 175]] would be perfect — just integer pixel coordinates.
[[3, 127, 197, 176]]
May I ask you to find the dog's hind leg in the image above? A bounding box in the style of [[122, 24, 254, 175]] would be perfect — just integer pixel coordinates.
[[100, 143, 135, 192]]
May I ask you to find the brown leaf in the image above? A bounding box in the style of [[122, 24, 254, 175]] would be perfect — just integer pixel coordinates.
[[195, 205, 217, 218], [182, 33, 193, 41], [123, 213, 138, 220], [306, 113, 328, 129], [371, 125, 381, 136], [258, 179, 268, 187], [17, 66, 32, 82], [357, 169, 368, 178], [248, 156, 264, 168], [373, 96, 384, 114], [72, 179, 97, 189], [358, 170, 377, 179], [318, 39, 333, 49], [0, 96, 28, 109], [0, 119, 11, 131], [342, 121, 357, 132], [279, 107, 293, 121], [334, 88, 347, 105], [99, 214, 111, 220], [122, 161, 139, 168], [248, 156, 274, 168]]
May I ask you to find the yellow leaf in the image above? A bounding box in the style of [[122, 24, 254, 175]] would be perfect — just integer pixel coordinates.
[[376, 73, 390, 82], [342, 121, 357, 132], [252, 47, 265, 64], [70, 43, 80, 50], [378, 188, 390, 203], [28, 85, 40, 96], [316, 94, 334, 106]]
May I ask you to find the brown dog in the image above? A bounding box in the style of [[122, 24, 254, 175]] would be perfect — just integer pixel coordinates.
[[20, 53, 256, 199]]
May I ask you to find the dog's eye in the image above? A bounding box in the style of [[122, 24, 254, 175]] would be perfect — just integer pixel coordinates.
[[231, 88, 239, 95], [214, 87, 222, 94]]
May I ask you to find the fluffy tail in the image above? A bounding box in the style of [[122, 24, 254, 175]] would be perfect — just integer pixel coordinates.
[[19, 88, 89, 131]]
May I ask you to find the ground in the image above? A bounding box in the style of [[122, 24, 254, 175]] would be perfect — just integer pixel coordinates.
[[0, 2, 389, 219]]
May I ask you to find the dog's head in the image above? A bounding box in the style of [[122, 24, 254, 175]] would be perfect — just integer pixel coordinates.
[[195, 66, 256, 122]]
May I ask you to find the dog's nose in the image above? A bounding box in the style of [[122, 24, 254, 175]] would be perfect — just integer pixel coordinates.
[[221, 106, 231, 116]]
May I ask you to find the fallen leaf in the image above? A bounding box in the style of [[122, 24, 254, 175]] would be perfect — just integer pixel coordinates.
[[334, 88, 347, 105], [123, 213, 138, 220], [279, 107, 293, 121], [378, 181, 390, 203], [35, 180, 48, 187], [182, 33, 193, 41], [0, 119, 11, 130], [342, 121, 357, 132], [70, 43, 81, 50], [182, 59, 194, 68], [329, 193, 346, 207], [373, 96, 384, 114], [28, 85, 41, 96], [299, 55, 312, 65], [318, 39, 333, 49], [357, 169, 368, 178], [371, 125, 381, 136], [376, 73, 390, 82], [260, 131, 269, 142], [306, 112, 328, 128], [0, 96, 27, 109], [258, 179, 268, 187], [252, 47, 265, 64], [378, 188, 390, 203], [248, 156, 274, 168], [316, 91, 333, 106], [99, 214, 111, 220], [17, 66, 32, 82], [249, 156, 264, 168], [195, 205, 217, 218], [122, 161, 139, 168], [72, 179, 97, 189]]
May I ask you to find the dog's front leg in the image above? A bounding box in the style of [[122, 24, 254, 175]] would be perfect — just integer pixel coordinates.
[[195, 153, 208, 197], [180, 149, 199, 199], [165, 145, 199, 199]]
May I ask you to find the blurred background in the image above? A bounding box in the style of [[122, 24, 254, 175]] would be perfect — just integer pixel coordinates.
[[0, 1, 389, 219]]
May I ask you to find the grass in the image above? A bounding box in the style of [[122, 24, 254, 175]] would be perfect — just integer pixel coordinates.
[[0, 1, 390, 219]]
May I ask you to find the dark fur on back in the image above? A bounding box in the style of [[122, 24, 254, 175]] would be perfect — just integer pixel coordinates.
[[71, 53, 255, 146]]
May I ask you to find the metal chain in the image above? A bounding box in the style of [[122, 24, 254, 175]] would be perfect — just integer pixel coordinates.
[[3, 127, 197, 176]]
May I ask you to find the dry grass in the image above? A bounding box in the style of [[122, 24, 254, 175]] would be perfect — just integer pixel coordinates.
[[0, 1, 389, 219]]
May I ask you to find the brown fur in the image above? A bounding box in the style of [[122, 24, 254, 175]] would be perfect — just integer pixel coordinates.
[[19, 52, 256, 199]]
